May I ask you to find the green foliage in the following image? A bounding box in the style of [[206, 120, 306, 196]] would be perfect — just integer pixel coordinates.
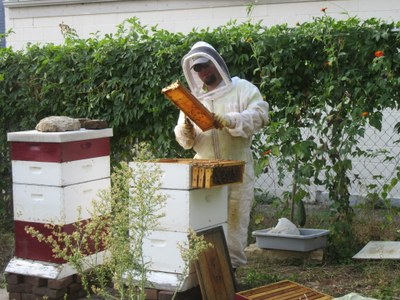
[[251, 16, 400, 260], [239, 270, 282, 290], [1, 15, 400, 262], [295, 199, 306, 227]]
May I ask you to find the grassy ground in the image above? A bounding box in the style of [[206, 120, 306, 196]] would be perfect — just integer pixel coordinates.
[[238, 199, 400, 299], [236, 252, 400, 299], [0, 232, 13, 289]]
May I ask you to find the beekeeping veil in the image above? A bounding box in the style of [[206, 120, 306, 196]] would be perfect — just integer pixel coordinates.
[[181, 41, 233, 100]]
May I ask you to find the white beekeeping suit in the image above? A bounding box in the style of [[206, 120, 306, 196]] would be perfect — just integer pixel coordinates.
[[174, 41, 269, 268]]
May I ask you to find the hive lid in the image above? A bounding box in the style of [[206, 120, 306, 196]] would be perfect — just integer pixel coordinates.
[[7, 128, 113, 143], [5, 252, 107, 280], [353, 241, 400, 259]]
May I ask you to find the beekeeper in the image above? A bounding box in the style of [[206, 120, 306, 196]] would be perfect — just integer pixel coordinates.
[[174, 41, 270, 268]]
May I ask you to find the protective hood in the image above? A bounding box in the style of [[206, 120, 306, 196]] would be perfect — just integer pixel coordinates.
[[181, 41, 232, 100]]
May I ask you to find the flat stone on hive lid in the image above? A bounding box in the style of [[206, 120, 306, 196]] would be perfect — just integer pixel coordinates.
[[35, 116, 81, 132]]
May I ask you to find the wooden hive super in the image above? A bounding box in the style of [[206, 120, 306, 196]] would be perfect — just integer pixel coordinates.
[[235, 280, 333, 300]]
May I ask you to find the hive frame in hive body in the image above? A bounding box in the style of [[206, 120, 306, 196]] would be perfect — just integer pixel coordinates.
[[195, 225, 237, 300], [157, 158, 245, 189], [162, 81, 215, 131]]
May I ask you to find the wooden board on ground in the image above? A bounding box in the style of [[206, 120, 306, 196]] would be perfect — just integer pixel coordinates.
[[235, 280, 333, 300], [194, 226, 236, 300]]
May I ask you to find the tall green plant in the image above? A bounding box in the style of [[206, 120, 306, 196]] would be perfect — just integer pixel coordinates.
[[251, 16, 400, 260]]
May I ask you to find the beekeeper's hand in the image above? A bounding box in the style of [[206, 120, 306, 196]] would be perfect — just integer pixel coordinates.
[[214, 114, 235, 129], [182, 117, 195, 139]]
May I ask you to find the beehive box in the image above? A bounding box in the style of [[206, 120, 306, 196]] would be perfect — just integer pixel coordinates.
[[142, 230, 197, 274], [252, 228, 329, 252], [156, 158, 245, 189], [162, 81, 215, 131], [7, 128, 112, 265], [130, 159, 235, 292], [13, 178, 110, 224], [155, 187, 228, 232], [14, 218, 106, 263], [11, 156, 110, 186], [235, 280, 333, 300], [142, 224, 227, 274], [8, 129, 112, 162]]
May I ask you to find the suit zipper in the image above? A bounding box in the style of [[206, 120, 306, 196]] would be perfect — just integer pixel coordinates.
[[211, 99, 221, 159]]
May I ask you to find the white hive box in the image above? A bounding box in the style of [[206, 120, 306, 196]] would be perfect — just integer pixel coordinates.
[[153, 161, 193, 190], [156, 187, 228, 232], [130, 160, 193, 190], [11, 156, 110, 186], [129, 159, 235, 292], [13, 178, 110, 224], [145, 270, 198, 292], [143, 230, 190, 274], [143, 224, 227, 274]]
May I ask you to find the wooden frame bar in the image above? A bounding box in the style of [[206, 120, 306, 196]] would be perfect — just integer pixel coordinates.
[[162, 81, 215, 131]]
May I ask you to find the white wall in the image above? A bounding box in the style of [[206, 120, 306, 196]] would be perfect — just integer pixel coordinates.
[[4, 0, 400, 50]]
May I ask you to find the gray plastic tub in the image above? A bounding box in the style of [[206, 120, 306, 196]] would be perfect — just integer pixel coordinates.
[[252, 228, 329, 252]]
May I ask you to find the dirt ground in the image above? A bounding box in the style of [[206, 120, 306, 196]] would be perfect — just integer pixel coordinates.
[[236, 246, 400, 299], [234, 201, 400, 299]]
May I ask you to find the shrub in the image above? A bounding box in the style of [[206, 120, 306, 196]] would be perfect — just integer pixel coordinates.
[[2, 15, 400, 260]]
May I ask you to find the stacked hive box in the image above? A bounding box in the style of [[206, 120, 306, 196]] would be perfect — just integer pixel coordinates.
[[5, 128, 113, 298], [129, 159, 244, 292]]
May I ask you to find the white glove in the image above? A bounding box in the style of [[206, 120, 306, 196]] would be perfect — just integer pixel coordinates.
[[214, 114, 235, 129], [181, 118, 195, 139]]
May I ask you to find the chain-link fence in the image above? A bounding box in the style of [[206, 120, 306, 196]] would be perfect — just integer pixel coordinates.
[[255, 108, 400, 205]]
